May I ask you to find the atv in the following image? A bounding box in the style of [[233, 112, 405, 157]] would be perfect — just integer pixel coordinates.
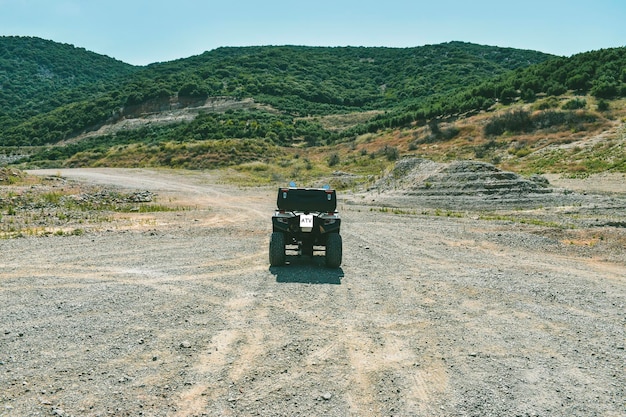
[[270, 185, 342, 268]]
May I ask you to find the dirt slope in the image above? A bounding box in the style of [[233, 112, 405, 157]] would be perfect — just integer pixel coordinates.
[[1, 168, 624, 416]]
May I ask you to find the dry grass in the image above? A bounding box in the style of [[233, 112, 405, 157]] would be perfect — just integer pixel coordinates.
[[0, 171, 188, 239], [300, 110, 384, 132], [338, 95, 626, 175]]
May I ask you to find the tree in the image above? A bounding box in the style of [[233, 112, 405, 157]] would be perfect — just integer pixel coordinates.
[[499, 86, 518, 104], [178, 82, 208, 98], [521, 88, 536, 102], [591, 76, 619, 98], [566, 74, 590, 92]]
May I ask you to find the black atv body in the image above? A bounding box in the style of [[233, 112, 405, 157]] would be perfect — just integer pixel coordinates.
[[270, 187, 342, 268]]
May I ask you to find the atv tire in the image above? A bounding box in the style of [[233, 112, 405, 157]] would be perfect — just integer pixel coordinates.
[[325, 233, 342, 268], [269, 232, 286, 266]]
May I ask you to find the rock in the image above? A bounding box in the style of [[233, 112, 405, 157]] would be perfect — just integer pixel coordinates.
[[373, 157, 556, 209], [322, 392, 333, 401], [180, 341, 192, 348], [530, 174, 550, 187], [128, 191, 154, 203]]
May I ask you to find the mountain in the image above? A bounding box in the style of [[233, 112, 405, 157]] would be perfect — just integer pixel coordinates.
[[1, 38, 625, 176], [0, 36, 139, 129], [0, 39, 553, 148]]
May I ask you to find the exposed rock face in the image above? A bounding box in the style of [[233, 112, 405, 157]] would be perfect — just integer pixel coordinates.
[[378, 158, 551, 195], [373, 158, 555, 209], [0, 154, 28, 166]]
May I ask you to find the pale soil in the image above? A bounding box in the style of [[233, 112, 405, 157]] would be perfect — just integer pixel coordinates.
[[1, 168, 624, 417], [544, 172, 626, 195], [63, 97, 271, 145]]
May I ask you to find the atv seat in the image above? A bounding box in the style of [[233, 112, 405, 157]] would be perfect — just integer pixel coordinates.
[[276, 188, 337, 212]]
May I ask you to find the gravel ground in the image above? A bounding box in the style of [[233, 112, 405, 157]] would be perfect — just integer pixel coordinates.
[[1, 168, 624, 417]]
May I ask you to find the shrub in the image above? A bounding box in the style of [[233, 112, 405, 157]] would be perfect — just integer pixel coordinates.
[[597, 99, 610, 111], [562, 98, 586, 110], [532, 110, 567, 129], [546, 82, 567, 96], [382, 145, 399, 161], [484, 110, 532, 136], [499, 87, 518, 104], [532, 110, 596, 130], [521, 88, 536, 102], [328, 153, 340, 167], [591, 76, 619, 98], [532, 96, 560, 110], [441, 126, 460, 140], [474, 140, 499, 158]]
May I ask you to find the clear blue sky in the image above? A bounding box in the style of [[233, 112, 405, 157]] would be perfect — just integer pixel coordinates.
[[1, 0, 624, 65]]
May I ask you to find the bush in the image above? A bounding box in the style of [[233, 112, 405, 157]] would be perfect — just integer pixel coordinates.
[[381, 145, 399, 161], [532, 110, 596, 130], [521, 88, 536, 102], [562, 98, 586, 110], [546, 82, 567, 96], [597, 99, 610, 111], [532, 110, 567, 129], [328, 153, 340, 167], [591, 76, 619, 98], [441, 126, 460, 140], [484, 110, 532, 136], [499, 86, 518, 104], [533, 97, 560, 110], [474, 140, 499, 158]]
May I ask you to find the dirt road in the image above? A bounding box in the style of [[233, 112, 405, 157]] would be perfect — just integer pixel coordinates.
[[1, 169, 624, 416]]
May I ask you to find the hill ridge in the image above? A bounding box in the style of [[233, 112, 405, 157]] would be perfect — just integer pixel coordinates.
[[1, 37, 625, 177]]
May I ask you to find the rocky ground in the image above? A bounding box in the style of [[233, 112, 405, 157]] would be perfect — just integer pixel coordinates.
[[0, 165, 624, 416]]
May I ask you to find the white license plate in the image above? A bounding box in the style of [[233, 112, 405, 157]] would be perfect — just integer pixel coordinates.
[[300, 214, 314, 230]]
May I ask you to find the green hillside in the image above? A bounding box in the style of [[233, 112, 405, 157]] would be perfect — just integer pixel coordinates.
[[372, 47, 626, 132], [1, 41, 552, 148], [0, 36, 138, 129], [1, 38, 625, 178]]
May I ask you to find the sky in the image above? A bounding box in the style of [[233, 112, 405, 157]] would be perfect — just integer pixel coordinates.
[[1, 0, 624, 66]]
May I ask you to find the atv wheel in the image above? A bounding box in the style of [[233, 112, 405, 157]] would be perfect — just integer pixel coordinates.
[[269, 232, 286, 266], [325, 233, 342, 268]]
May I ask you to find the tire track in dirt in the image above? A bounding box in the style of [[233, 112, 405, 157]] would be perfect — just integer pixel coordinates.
[[321, 210, 452, 414], [3, 169, 624, 416], [170, 243, 274, 416], [29, 168, 271, 227]]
